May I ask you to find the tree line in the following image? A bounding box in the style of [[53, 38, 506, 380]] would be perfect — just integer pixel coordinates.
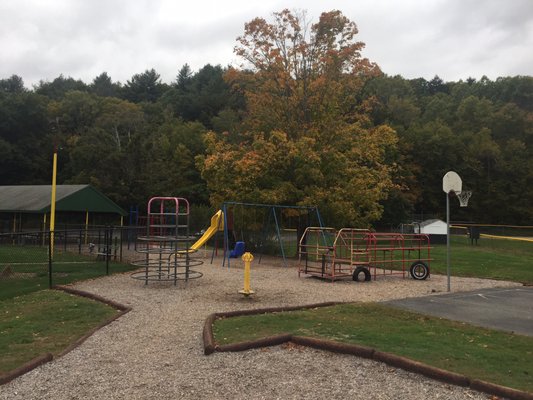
[[1, 10, 532, 227]]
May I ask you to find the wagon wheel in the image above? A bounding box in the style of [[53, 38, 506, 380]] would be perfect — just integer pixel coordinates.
[[352, 266, 371, 282], [410, 261, 429, 280]]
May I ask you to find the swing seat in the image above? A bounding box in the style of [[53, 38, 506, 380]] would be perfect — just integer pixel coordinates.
[[229, 241, 245, 258]]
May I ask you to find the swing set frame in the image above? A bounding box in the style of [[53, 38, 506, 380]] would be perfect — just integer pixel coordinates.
[[218, 202, 325, 268]]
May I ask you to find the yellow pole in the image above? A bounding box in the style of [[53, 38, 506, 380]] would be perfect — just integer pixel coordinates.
[[239, 252, 255, 296], [50, 150, 58, 258], [120, 216, 123, 226], [84, 211, 89, 245]]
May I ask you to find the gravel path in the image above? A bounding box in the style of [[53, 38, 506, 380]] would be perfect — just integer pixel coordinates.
[[1, 256, 521, 400]]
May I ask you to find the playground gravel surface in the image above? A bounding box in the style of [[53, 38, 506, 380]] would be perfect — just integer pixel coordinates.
[[0, 256, 521, 400]]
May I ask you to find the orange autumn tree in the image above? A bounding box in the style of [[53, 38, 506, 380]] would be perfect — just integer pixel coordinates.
[[197, 9, 398, 226]]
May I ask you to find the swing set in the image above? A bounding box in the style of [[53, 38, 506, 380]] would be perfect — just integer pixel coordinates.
[[217, 202, 325, 268]]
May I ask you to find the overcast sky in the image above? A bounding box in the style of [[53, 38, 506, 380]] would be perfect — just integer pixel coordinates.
[[1, 0, 532, 88]]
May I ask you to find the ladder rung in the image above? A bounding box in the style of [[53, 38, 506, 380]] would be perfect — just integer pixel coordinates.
[[149, 212, 189, 216]]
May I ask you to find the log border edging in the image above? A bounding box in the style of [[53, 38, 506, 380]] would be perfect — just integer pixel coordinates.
[[0, 353, 53, 385], [203, 301, 342, 355]]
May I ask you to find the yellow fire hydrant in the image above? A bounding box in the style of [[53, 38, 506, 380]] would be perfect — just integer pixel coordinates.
[[239, 252, 255, 297]]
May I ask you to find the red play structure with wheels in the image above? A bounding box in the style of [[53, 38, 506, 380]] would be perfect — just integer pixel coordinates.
[[298, 228, 432, 282]]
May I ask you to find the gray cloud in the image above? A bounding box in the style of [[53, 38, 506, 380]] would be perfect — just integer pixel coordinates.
[[1, 0, 531, 87]]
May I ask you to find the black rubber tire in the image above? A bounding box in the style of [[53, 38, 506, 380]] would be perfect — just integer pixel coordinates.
[[410, 261, 429, 280], [352, 266, 371, 282]]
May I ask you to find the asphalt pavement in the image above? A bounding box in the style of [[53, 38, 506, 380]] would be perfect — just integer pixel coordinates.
[[386, 286, 533, 336]]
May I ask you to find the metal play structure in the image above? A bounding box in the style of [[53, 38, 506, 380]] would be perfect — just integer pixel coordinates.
[[298, 227, 431, 282], [131, 197, 203, 285], [219, 202, 325, 268]]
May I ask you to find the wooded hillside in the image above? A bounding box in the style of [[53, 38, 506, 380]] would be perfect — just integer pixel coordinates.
[[1, 10, 531, 227]]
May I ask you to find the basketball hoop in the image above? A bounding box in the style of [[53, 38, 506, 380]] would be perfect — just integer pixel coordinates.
[[443, 171, 462, 194], [456, 190, 472, 207]]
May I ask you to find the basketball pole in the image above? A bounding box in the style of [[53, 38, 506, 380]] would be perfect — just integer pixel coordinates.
[[443, 171, 462, 293]]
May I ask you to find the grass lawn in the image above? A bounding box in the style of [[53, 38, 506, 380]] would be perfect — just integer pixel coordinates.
[[0, 289, 118, 374], [214, 303, 533, 392], [431, 235, 533, 284], [0, 244, 91, 263]]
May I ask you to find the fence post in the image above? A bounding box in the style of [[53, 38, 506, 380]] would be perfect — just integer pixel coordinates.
[[111, 227, 116, 260], [105, 226, 110, 275], [78, 229, 82, 254], [48, 231, 53, 288], [119, 227, 123, 262]]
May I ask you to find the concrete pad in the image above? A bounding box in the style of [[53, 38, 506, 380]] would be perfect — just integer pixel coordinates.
[[386, 287, 533, 336]]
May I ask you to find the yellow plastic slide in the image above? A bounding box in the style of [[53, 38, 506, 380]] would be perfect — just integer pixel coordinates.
[[191, 210, 224, 250]]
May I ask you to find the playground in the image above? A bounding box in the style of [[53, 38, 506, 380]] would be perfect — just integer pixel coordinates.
[[2, 190, 532, 399], [125, 197, 435, 287], [0, 253, 522, 400]]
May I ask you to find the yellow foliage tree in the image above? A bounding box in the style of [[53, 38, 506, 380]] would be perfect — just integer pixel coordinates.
[[198, 9, 398, 227]]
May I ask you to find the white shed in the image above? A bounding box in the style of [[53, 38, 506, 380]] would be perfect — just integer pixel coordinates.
[[416, 219, 447, 235], [414, 219, 447, 244]]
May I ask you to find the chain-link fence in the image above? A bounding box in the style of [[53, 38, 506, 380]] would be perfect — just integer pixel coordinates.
[[0, 227, 143, 300]]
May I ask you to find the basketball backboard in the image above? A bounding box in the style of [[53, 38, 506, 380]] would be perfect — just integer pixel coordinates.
[[442, 171, 462, 194]]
